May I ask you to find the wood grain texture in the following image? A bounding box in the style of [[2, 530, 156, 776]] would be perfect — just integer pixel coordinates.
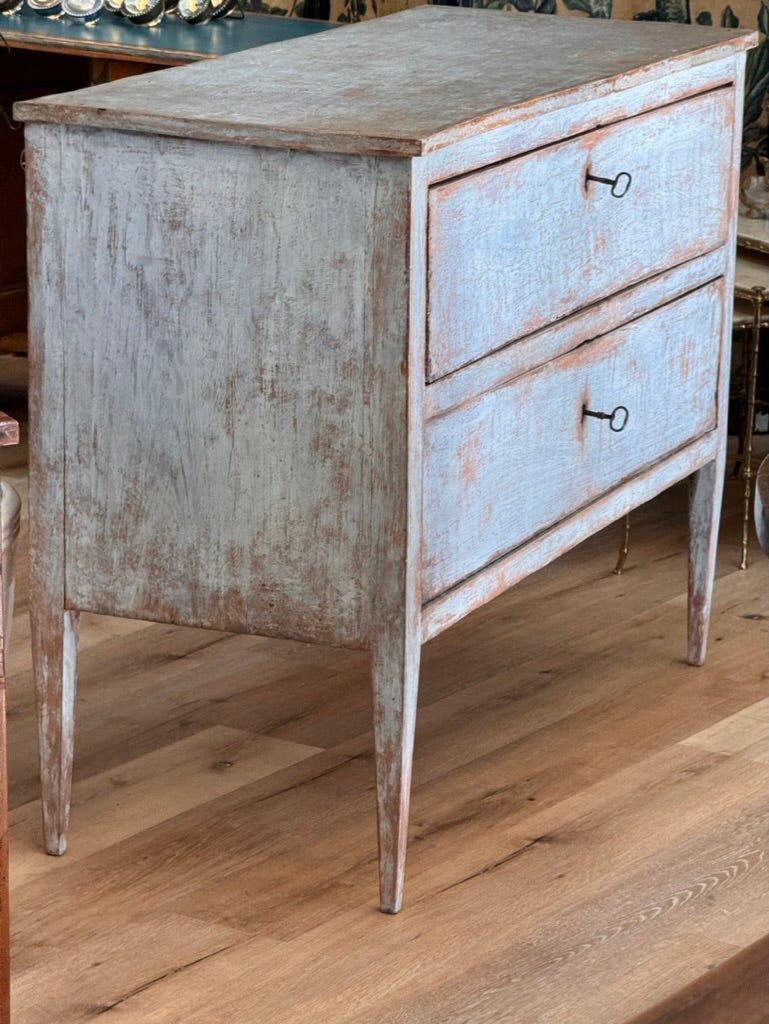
[[26, 120, 421, 899], [369, 158, 429, 914], [9, 726, 323, 888], [425, 248, 727, 420], [0, 562, 8, 1024], [24, 126, 81, 858], [0, 419, 20, 1023], [421, 55, 739, 184], [423, 283, 723, 601], [627, 937, 769, 1024], [6, 474, 767, 1023], [687, 57, 745, 667], [13, 9, 756, 156], [427, 88, 732, 380], [41, 129, 414, 649], [421, 432, 718, 643], [681, 700, 768, 764], [371, 625, 421, 914]]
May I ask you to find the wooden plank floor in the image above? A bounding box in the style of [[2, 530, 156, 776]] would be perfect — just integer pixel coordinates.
[[4, 466, 767, 1024]]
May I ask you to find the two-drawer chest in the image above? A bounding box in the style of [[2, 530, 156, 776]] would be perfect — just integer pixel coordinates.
[[16, 8, 756, 912]]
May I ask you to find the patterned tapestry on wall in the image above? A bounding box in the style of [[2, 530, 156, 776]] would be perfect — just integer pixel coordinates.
[[243, 0, 768, 174]]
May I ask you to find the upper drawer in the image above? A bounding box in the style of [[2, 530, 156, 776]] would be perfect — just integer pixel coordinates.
[[426, 87, 733, 382]]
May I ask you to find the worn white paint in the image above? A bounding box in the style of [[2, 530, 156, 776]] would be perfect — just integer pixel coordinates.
[[687, 59, 746, 666], [46, 130, 413, 648], [422, 432, 719, 645], [19, 12, 752, 912], [15, 9, 755, 156], [423, 282, 724, 601], [422, 54, 739, 183], [425, 248, 727, 420], [427, 87, 733, 381]]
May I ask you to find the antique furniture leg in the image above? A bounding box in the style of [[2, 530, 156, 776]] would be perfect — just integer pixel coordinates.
[[27, 161, 82, 857], [371, 625, 421, 915], [0, 412, 21, 1024], [688, 460, 724, 666], [613, 513, 631, 575], [0, 566, 8, 1024], [0, 484, 20, 659], [29, 606, 79, 857], [0, 481, 20, 1024]]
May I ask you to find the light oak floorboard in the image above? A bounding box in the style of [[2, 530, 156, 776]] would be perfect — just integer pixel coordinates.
[[10, 726, 322, 888], [681, 699, 768, 763], [7, 476, 767, 1023]]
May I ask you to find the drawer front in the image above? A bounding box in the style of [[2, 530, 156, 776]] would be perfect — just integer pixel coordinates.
[[422, 280, 723, 601], [427, 87, 733, 382]]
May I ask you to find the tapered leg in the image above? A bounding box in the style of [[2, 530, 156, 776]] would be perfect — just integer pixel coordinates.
[[30, 606, 79, 856], [688, 460, 723, 666], [371, 624, 421, 914]]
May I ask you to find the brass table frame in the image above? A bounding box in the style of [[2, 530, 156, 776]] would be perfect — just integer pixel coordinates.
[[732, 224, 769, 569], [732, 279, 768, 568]]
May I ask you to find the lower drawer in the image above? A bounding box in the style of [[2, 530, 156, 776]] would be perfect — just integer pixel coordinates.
[[422, 280, 724, 601]]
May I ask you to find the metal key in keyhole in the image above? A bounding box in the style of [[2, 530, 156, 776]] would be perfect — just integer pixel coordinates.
[[582, 404, 629, 433], [585, 171, 633, 198]]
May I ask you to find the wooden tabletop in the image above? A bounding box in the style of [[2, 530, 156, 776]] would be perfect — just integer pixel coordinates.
[[0, 414, 19, 448], [15, 7, 756, 156], [0, 8, 336, 66]]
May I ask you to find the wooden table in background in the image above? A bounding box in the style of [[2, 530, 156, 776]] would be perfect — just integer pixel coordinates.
[[0, 9, 336, 354]]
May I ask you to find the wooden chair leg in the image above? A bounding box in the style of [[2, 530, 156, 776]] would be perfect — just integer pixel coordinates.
[[0, 421, 20, 1023], [0, 483, 20, 1023], [688, 460, 723, 667], [0, 677, 8, 1024], [0, 605, 9, 1024], [371, 625, 421, 915], [30, 607, 79, 856]]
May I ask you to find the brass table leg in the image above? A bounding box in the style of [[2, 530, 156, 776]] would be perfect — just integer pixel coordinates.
[[739, 287, 766, 571], [613, 513, 631, 575]]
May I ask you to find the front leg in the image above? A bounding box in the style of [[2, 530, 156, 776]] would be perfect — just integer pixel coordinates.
[[688, 459, 723, 666], [371, 622, 421, 914], [29, 398, 79, 856], [30, 606, 79, 856]]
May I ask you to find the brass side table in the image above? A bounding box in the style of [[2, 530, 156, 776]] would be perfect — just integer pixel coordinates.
[[733, 216, 769, 569], [614, 218, 768, 575]]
